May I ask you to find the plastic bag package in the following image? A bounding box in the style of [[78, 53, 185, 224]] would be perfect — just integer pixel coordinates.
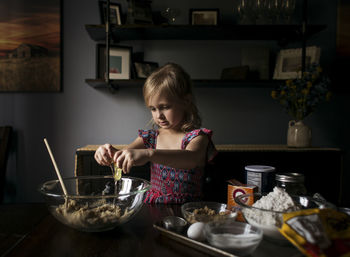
[[279, 208, 350, 257]]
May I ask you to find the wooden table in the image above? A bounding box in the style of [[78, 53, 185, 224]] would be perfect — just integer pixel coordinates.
[[0, 203, 48, 256], [0, 203, 302, 257]]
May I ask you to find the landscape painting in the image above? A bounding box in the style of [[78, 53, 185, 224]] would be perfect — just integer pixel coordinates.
[[337, 0, 350, 57], [0, 0, 61, 92]]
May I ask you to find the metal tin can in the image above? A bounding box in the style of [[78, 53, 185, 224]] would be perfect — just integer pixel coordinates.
[[245, 165, 276, 193]]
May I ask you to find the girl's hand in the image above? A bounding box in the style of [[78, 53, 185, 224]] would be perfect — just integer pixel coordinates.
[[94, 143, 117, 166], [113, 149, 152, 174]]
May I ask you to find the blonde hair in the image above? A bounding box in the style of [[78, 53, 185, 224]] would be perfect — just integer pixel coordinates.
[[143, 63, 201, 132]]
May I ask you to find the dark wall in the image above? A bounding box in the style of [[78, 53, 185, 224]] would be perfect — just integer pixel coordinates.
[[0, 0, 349, 206]]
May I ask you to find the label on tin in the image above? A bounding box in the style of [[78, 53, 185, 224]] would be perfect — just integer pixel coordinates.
[[246, 171, 262, 192], [245, 165, 276, 193]]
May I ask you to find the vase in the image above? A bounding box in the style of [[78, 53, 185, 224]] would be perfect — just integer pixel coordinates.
[[287, 120, 312, 147]]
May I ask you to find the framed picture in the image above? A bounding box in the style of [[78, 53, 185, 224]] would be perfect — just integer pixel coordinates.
[[273, 46, 321, 80], [0, 0, 61, 92], [336, 0, 350, 57], [189, 9, 219, 25], [332, 0, 350, 87], [97, 44, 132, 80], [134, 61, 159, 78], [99, 1, 122, 25], [129, 0, 153, 24], [241, 47, 270, 80]]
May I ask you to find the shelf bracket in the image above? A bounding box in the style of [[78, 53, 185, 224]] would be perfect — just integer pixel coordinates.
[[105, 0, 111, 88], [301, 0, 308, 73], [108, 83, 119, 93]]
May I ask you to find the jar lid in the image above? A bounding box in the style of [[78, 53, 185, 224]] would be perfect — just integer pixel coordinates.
[[245, 165, 275, 172], [276, 173, 305, 183]]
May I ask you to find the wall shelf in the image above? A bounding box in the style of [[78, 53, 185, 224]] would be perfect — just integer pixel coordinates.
[[85, 22, 326, 90], [85, 24, 326, 42], [85, 78, 284, 90], [85, 79, 144, 89]]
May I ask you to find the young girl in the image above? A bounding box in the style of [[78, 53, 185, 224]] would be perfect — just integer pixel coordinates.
[[94, 63, 217, 204]]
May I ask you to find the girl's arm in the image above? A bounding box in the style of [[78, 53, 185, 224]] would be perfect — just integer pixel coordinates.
[[123, 136, 145, 150], [114, 135, 209, 174], [149, 135, 208, 168]]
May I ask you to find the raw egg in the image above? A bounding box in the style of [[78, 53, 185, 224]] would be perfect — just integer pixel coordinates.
[[187, 222, 206, 241]]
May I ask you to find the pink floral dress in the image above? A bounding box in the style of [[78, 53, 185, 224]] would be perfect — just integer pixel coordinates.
[[139, 128, 217, 204]]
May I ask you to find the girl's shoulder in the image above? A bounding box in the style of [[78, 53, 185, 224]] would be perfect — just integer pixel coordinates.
[[138, 129, 158, 137], [182, 128, 217, 162], [138, 129, 158, 149], [182, 128, 213, 146], [184, 128, 213, 141]]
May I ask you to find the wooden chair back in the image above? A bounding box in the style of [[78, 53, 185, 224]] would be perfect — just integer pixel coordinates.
[[0, 126, 12, 203]]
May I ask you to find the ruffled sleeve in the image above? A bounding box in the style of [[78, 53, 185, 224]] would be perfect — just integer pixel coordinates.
[[138, 129, 157, 149], [182, 128, 218, 162]]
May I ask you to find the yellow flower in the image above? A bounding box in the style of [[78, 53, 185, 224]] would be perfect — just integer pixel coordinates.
[[272, 64, 330, 121], [301, 89, 309, 95], [271, 90, 277, 99]]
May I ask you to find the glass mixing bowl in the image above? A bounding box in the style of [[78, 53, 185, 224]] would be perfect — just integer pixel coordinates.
[[235, 192, 328, 242], [39, 175, 151, 232], [181, 201, 237, 224]]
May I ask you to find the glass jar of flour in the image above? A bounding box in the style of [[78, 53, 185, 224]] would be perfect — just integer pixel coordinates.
[[275, 172, 307, 195]]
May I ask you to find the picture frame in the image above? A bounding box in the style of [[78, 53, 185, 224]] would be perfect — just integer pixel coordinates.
[[336, 0, 350, 57], [241, 47, 270, 80], [99, 1, 122, 25], [189, 9, 219, 25], [134, 61, 159, 78], [97, 44, 132, 80], [0, 0, 61, 92], [273, 46, 321, 80], [332, 0, 350, 86], [129, 0, 153, 24]]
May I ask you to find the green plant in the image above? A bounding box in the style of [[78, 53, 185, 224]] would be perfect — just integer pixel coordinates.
[[271, 64, 331, 121]]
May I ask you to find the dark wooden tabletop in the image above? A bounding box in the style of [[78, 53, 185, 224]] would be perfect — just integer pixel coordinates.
[[0, 203, 301, 257], [0, 203, 48, 256]]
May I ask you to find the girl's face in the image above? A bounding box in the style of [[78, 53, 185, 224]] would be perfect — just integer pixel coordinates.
[[148, 91, 187, 131]]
